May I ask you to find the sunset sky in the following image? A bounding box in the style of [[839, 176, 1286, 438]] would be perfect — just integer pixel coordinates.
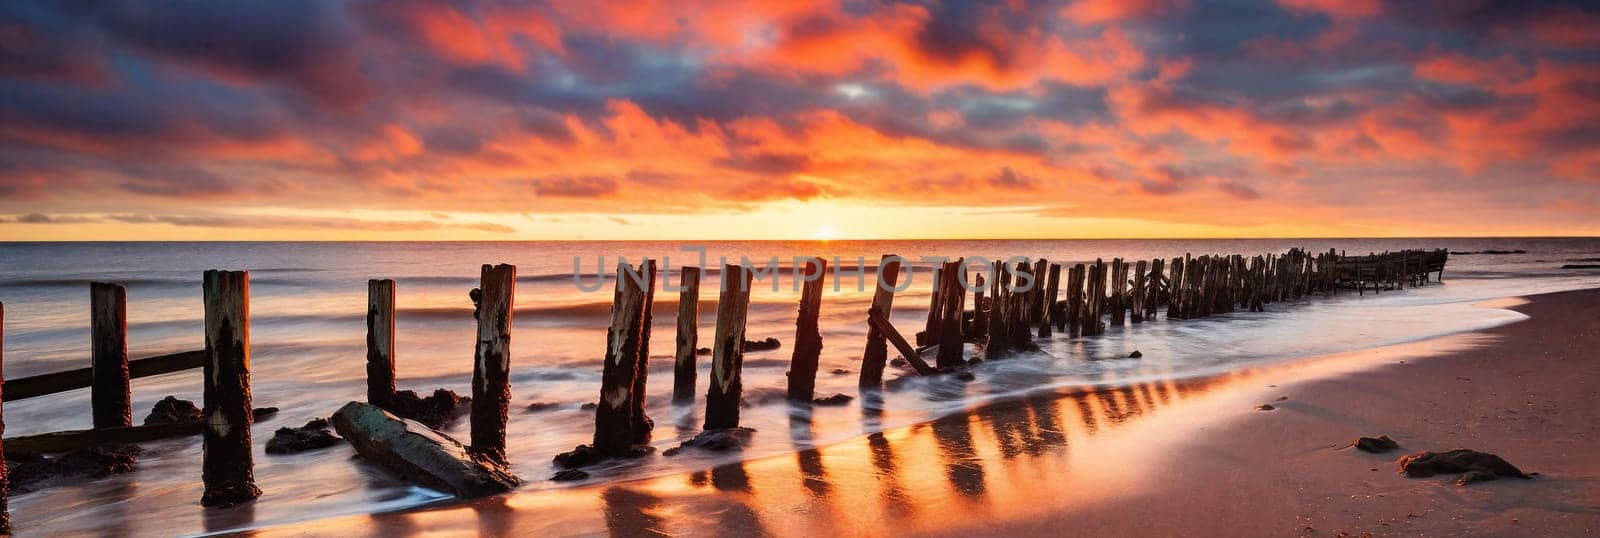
[[1, 0, 1597, 240]]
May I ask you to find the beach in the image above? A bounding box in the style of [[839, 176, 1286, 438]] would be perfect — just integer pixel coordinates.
[[256, 288, 1600, 536]]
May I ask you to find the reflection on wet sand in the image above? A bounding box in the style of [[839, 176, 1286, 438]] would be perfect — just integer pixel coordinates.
[[279, 372, 1250, 537]]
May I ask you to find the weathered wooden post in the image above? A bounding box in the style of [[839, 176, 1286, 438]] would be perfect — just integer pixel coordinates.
[[91, 282, 131, 429], [594, 261, 649, 455], [859, 255, 902, 388], [1, 301, 10, 533], [201, 270, 259, 507], [706, 265, 753, 430], [920, 265, 943, 347], [1029, 259, 1049, 323], [471, 264, 515, 464], [1131, 261, 1146, 323], [1039, 264, 1060, 337], [1167, 257, 1185, 319], [972, 273, 988, 340], [630, 260, 657, 443], [1066, 264, 1084, 336], [787, 258, 827, 403], [1110, 259, 1128, 327], [1146, 258, 1164, 319], [936, 259, 965, 369], [366, 279, 396, 408], [987, 260, 1011, 355], [673, 267, 701, 403]]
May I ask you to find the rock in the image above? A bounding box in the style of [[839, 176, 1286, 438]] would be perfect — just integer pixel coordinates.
[[1354, 435, 1400, 453], [1256, 404, 1276, 411], [830, 368, 851, 375], [663, 427, 756, 456], [8, 444, 143, 494], [551, 469, 590, 482], [1397, 449, 1531, 485], [955, 371, 976, 381], [812, 393, 854, 406], [742, 337, 782, 352], [890, 358, 909, 367], [266, 418, 341, 454], [580, 402, 598, 411], [1128, 350, 1143, 359], [696, 347, 711, 356], [144, 396, 203, 425], [553, 443, 651, 468], [331, 401, 519, 497], [525, 401, 561, 412], [384, 388, 471, 430]]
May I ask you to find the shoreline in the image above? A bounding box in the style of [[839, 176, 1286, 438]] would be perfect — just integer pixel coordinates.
[[261, 287, 1600, 536]]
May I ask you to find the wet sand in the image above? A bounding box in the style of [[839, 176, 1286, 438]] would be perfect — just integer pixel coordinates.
[[265, 288, 1600, 537]]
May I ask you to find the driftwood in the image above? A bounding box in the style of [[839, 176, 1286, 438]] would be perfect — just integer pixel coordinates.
[[866, 307, 936, 376], [331, 401, 519, 498], [3, 350, 206, 402]]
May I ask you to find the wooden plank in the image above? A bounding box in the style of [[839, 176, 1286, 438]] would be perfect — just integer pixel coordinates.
[[2, 350, 205, 402], [866, 307, 936, 376], [201, 269, 259, 508]]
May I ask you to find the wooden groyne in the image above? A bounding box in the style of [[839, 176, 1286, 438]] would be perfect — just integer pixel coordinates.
[[0, 246, 1448, 526]]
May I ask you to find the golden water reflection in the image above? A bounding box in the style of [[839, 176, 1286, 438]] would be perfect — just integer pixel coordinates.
[[267, 371, 1263, 537]]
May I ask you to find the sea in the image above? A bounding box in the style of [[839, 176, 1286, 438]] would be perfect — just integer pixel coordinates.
[[1, 238, 1597, 535]]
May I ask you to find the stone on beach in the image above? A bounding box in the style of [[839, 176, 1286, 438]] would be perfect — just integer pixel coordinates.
[[663, 427, 756, 456], [330, 401, 519, 497], [1128, 350, 1143, 358], [1397, 449, 1531, 485], [384, 388, 471, 430], [812, 393, 854, 406], [524, 401, 561, 412], [1353, 435, 1400, 453], [266, 418, 341, 454], [7, 444, 143, 494], [143, 395, 202, 425]]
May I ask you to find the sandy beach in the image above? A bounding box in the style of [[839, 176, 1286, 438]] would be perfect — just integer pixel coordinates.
[[256, 287, 1600, 536]]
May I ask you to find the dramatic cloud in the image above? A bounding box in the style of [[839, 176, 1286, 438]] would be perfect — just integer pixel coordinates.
[[0, 0, 1596, 239]]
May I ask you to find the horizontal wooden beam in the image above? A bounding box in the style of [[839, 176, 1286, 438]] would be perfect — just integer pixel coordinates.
[[2, 350, 205, 402], [3, 407, 277, 456]]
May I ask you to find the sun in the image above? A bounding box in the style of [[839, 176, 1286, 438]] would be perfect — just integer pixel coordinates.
[[813, 225, 837, 241]]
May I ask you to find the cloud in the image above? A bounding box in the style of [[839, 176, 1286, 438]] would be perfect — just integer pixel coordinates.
[[105, 213, 513, 233], [532, 175, 620, 198]]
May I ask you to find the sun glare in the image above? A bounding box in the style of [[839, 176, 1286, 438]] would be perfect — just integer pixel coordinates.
[[813, 225, 837, 241]]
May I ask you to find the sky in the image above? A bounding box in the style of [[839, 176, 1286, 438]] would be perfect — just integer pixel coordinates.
[[1, 0, 1598, 241]]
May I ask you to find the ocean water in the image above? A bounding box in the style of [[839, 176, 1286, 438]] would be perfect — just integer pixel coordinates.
[[1, 238, 1597, 535]]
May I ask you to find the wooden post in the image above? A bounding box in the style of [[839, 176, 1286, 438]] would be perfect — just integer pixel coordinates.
[[706, 265, 752, 430], [1029, 259, 1049, 323], [1131, 261, 1146, 323], [921, 265, 943, 347], [1039, 264, 1060, 337], [1066, 265, 1084, 337], [471, 264, 515, 464], [972, 273, 988, 340], [201, 270, 260, 507], [1146, 258, 1164, 320], [366, 279, 396, 409], [867, 308, 937, 375], [787, 258, 827, 403], [630, 259, 657, 444], [594, 261, 649, 455], [1, 301, 10, 533], [987, 260, 1011, 356], [1009, 262, 1033, 346], [1110, 259, 1128, 327], [859, 255, 902, 388], [91, 282, 131, 429], [672, 267, 701, 403], [936, 259, 965, 369], [1167, 257, 1185, 319]]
